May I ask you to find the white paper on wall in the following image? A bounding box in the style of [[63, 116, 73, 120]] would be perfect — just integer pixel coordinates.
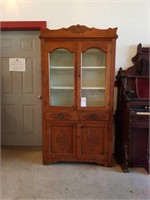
[[9, 58, 26, 72]]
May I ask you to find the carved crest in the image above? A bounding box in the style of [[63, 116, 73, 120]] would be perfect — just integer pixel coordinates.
[[64, 24, 92, 34]]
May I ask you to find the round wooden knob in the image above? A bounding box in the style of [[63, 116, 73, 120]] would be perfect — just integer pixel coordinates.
[[58, 114, 63, 119], [92, 114, 97, 120]]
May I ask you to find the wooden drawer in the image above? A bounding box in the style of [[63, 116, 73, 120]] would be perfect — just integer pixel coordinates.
[[46, 111, 78, 121], [79, 111, 109, 121]]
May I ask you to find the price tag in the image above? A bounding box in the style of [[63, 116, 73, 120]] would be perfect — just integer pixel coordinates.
[[81, 97, 86, 107]]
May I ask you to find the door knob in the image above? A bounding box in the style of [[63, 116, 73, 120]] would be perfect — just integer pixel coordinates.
[[38, 95, 42, 99]]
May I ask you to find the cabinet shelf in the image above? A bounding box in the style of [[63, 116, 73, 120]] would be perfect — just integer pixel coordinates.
[[50, 66, 74, 69], [51, 86, 74, 89], [82, 66, 106, 69], [82, 87, 105, 90]]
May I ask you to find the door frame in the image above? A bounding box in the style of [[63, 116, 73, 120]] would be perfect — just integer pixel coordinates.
[[0, 21, 47, 148], [0, 21, 47, 30]]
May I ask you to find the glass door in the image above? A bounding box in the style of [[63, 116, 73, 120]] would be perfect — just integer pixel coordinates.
[[81, 48, 107, 107], [49, 48, 74, 106]]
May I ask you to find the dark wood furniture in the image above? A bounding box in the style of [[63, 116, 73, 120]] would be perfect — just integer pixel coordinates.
[[40, 25, 117, 166], [114, 43, 149, 173]]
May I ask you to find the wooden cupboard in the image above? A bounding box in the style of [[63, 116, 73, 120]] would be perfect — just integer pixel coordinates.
[[40, 25, 117, 166]]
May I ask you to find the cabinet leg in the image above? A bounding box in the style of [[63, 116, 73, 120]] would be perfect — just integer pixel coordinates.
[[43, 160, 49, 165], [121, 164, 130, 173], [43, 157, 59, 165]]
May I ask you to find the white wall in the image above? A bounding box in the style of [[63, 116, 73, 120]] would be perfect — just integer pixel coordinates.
[[1, 0, 149, 72]]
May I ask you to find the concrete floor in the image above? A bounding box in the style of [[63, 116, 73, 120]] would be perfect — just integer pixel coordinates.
[[1, 149, 150, 200]]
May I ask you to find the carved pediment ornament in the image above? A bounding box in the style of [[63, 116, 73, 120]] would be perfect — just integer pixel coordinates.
[[64, 24, 93, 34]]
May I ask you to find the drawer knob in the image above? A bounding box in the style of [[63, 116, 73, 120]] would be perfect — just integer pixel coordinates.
[[92, 114, 97, 120], [58, 114, 63, 119]]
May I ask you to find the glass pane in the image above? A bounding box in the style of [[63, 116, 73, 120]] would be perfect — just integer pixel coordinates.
[[82, 48, 106, 66], [82, 89, 105, 107], [49, 48, 74, 106], [50, 69, 74, 87], [81, 48, 106, 107], [51, 89, 74, 106], [50, 48, 74, 67], [82, 68, 105, 87]]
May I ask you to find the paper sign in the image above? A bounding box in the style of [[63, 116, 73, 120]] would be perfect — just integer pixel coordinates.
[[81, 97, 86, 107], [9, 58, 26, 72]]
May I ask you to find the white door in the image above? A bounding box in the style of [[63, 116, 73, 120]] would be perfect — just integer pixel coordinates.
[[1, 31, 42, 146]]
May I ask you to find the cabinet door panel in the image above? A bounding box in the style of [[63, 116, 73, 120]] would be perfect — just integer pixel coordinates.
[[46, 122, 76, 158], [81, 48, 106, 107], [77, 123, 108, 160], [78, 42, 112, 110], [49, 48, 74, 106], [43, 42, 77, 109]]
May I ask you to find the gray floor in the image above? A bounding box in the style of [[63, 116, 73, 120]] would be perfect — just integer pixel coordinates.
[[1, 149, 150, 200]]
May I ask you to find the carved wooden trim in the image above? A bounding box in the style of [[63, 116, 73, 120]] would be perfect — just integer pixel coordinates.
[[40, 24, 118, 39], [63, 24, 93, 34]]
